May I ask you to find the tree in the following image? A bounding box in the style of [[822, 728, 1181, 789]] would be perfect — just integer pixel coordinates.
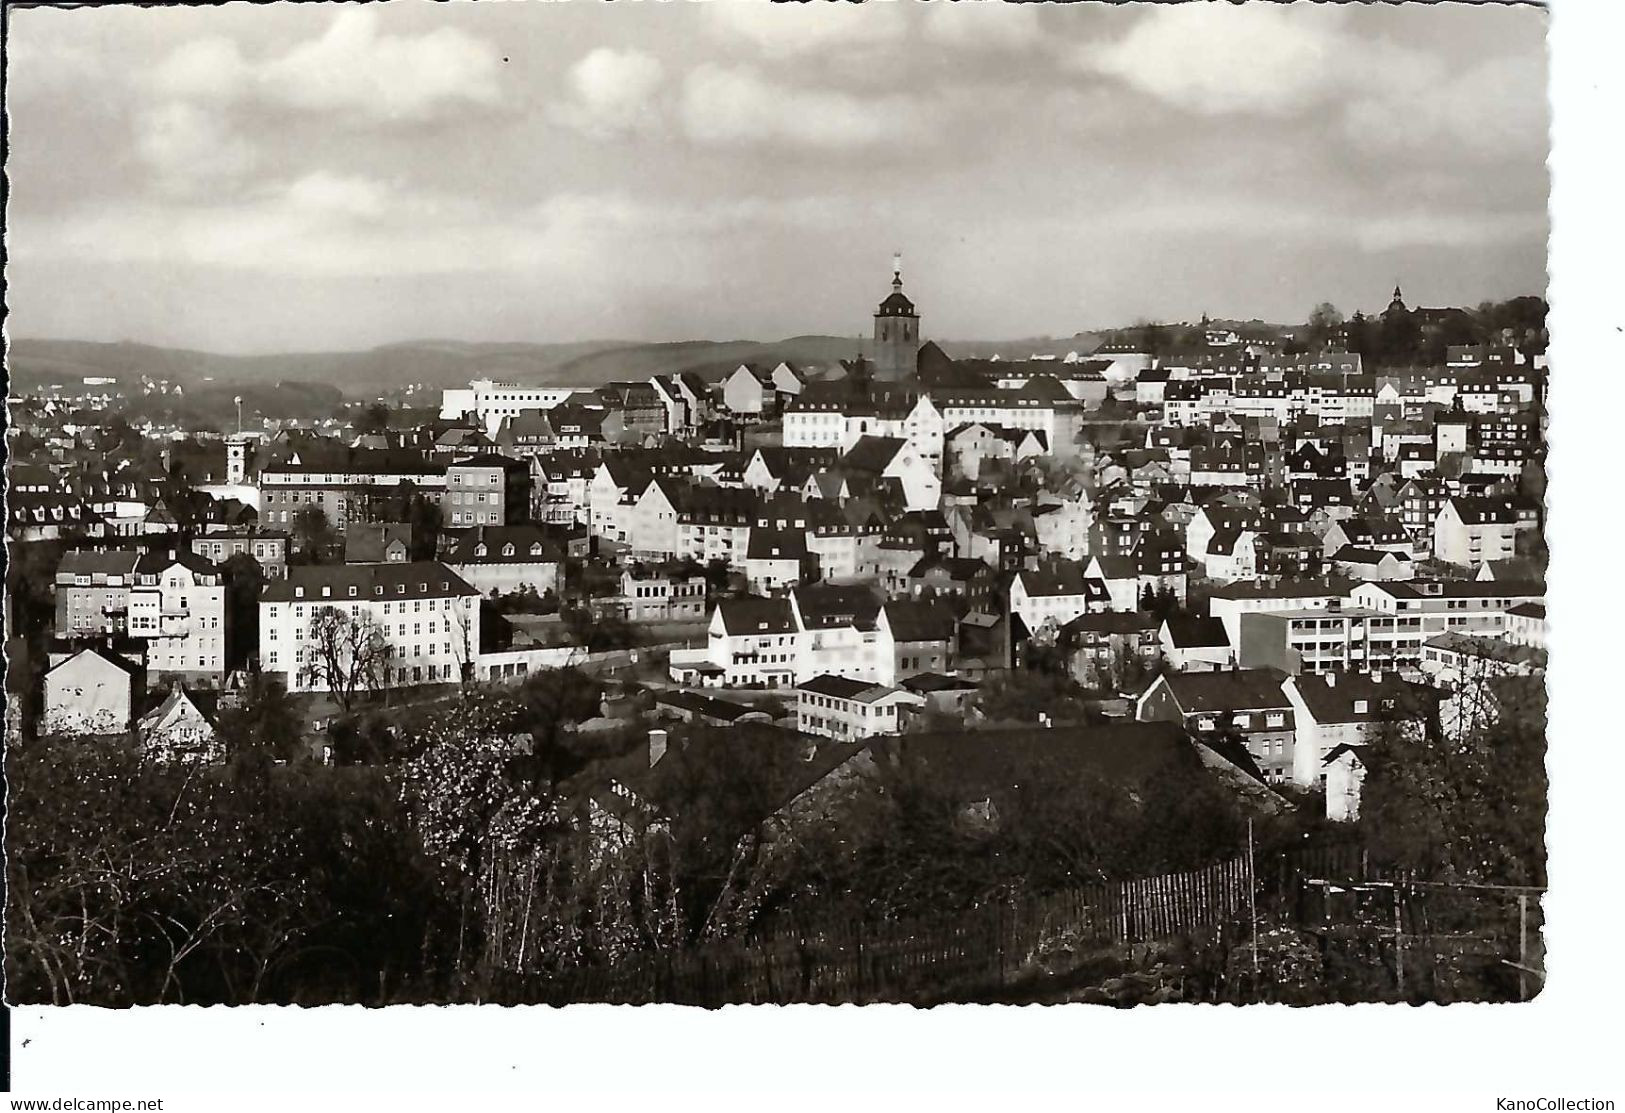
[[217, 668, 305, 762], [219, 552, 264, 671], [1377, 304, 1421, 368], [1358, 676, 1544, 889], [7, 738, 465, 1004], [299, 607, 390, 711], [356, 402, 392, 436], [1306, 302, 1345, 349], [561, 604, 634, 652], [290, 506, 337, 564]]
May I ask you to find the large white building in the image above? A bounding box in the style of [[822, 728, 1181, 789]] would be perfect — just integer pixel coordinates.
[[441, 379, 580, 436], [259, 562, 481, 693]]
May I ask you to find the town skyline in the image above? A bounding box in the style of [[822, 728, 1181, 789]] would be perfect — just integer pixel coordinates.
[[6, 2, 1547, 355]]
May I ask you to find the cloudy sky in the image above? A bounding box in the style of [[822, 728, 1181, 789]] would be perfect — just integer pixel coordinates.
[[6, 1, 1548, 353]]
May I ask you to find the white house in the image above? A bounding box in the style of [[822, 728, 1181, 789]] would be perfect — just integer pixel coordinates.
[[1322, 744, 1368, 822], [1010, 562, 1098, 635], [796, 675, 924, 741], [42, 648, 138, 736], [1433, 497, 1519, 567], [138, 687, 222, 763], [722, 364, 775, 418], [1281, 670, 1430, 790]]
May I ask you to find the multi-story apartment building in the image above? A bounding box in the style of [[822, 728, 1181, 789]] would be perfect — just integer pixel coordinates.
[[54, 550, 141, 636], [128, 551, 229, 686], [1347, 579, 1544, 639], [529, 450, 599, 525], [190, 528, 288, 579], [443, 454, 532, 528], [1433, 497, 1520, 566], [1207, 578, 1354, 647], [1238, 602, 1425, 676], [259, 562, 481, 693], [259, 445, 445, 532]]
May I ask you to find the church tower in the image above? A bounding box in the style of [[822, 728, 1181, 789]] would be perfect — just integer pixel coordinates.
[[872, 253, 920, 382]]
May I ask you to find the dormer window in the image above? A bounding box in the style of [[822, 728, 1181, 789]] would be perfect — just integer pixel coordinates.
[[349, 586, 358, 597], [295, 587, 305, 598]]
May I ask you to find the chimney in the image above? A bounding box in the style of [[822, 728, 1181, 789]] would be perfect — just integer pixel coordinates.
[[648, 728, 668, 768]]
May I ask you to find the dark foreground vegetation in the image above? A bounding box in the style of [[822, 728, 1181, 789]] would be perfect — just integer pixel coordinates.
[[5, 672, 1545, 1006]]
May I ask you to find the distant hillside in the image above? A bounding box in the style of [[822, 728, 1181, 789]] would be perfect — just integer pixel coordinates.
[[4, 332, 1120, 399], [4, 339, 632, 396], [546, 335, 873, 384]]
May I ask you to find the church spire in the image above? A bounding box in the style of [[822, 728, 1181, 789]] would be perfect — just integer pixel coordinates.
[[892, 251, 903, 292]]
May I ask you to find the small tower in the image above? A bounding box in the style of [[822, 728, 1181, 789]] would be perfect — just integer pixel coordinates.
[[872, 252, 920, 382], [1387, 284, 1407, 314], [224, 435, 248, 486]]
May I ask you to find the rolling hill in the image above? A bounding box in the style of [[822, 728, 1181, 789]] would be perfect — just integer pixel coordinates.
[[4, 332, 1118, 399]]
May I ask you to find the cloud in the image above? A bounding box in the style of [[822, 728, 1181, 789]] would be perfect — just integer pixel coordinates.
[[1344, 53, 1549, 160], [1072, 2, 1546, 164], [552, 48, 665, 137], [705, 0, 907, 56], [921, 1, 1044, 51], [133, 101, 256, 195], [261, 9, 502, 121], [1071, 3, 1349, 117], [149, 9, 503, 123], [681, 64, 926, 151], [150, 36, 252, 101], [11, 174, 847, 281]]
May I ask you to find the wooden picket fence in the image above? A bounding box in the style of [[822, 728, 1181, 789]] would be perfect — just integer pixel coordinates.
[[487, 855, 1254, 1006]]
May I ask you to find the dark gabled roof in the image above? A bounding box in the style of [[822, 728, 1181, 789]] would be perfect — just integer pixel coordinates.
[[1209, 576, 1354, 601], [1422, 632, 1546, 669], [443, 525, 566, 564], [1162, 616, 1232, 649], [135, 549, 220, 578], [715, 596, 796, 636], [1060, 610, 1158, 637], [45, 645, 143, 679], [900, 672, 979, 694], [1016, 561, 1089, 598], [745, 528, 807, 562], [1288, 670, 1436, 724], [1374, 579, 1543, 601], [792, 583, 882, 630], [1331, 546, 1410, 566], [873, 721, 1200, 797], [58, 549, 141, 577], [839, 435, 908, 475], [654, 689, 767, 724], [797, 674, 893, 702], [882, 599, 957, 643], [1206, 527, 1248, 556], [1153, 668, 1290, 713], [262, 560, 477, 602], [1445, 496, 1519, 526]]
